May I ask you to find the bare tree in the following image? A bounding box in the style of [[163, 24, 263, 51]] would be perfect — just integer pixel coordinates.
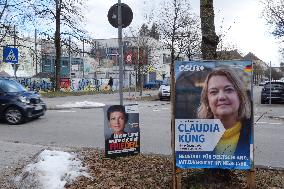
[[151, 2, 201, 186], [183, 14, 202, 60], [200, 0, 219, 59], [149, 23, 160, 40], [0, 0, 30, 43], [124, 25, 161, 96], [0, 0, 10, 43], [262, 0, 284, 39], [25, 0, 89, 91], [0, 0, 33, 73], [154, 0, 199, 65], [262, 0, 284, 62]]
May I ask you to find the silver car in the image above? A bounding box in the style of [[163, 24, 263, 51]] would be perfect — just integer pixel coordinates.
[[158, 84, 170, 100]]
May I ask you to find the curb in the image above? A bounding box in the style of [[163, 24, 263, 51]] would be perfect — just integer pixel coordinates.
[[47, 106, 105, 110]]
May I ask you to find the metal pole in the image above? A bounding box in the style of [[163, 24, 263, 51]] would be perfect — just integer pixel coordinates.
[[269, 61, 271, 105], [35, 29, 38, 74], [118, 0, 123, 105], [133, 47, 137, 99], [138, 40, 141, 96], [82, 39, 84, 78], [69, 36, 72, 79], [13, 25, 16, 78]]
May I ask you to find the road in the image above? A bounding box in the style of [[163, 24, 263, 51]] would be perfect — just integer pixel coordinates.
[[0, 88, 284, 178], [0, 102, 171, 154], [0, 91, 172, 177], [253, 86, 284, 168]]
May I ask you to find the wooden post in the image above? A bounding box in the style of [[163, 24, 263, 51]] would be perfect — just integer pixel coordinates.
[[247, 169, 256, 189], [247, 73, 255, 189], [175, 168, 182, 189], [171, 59, 182, 189]]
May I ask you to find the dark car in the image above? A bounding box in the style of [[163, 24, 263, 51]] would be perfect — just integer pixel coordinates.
[[144, 80, 164, 89], [261, 81, 284, 104], [258, 81, 267, 86], [0, 78, 47, 124]]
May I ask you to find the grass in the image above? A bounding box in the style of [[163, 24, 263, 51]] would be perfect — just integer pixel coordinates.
[[40, 90, 105, 98], [39, 88, 160, 101]]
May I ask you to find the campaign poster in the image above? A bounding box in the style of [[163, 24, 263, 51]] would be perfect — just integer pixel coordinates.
[[175, 60, 253, 170], [104, 104, 140, 158]]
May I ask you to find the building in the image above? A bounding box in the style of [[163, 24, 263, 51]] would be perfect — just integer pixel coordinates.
[[40, 39, 85, 79], [41, 54, 84, 78], [0, 26, 41, 77], [243, 52, 268, 83], [92, 37, 171, 87]]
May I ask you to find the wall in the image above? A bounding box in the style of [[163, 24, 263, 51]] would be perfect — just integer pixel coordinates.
[[16, 77, 119, 92]]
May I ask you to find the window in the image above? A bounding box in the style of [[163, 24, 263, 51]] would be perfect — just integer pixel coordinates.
[[62, 60, 68, 67], [0, 80, 27, 92], [44, 59, 51, 67]]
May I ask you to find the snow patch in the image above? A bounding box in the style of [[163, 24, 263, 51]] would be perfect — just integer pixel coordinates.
[[56, 101, 105, 108], [15, 150, 91, 189]]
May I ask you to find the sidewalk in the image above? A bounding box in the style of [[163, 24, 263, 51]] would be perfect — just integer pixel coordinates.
[[43, 90, 158, 110], [254, 104, 284, 120]]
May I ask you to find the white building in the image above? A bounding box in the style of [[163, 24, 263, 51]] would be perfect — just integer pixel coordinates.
[[0, 26, 41, 77], [92, 37, 171, 87]]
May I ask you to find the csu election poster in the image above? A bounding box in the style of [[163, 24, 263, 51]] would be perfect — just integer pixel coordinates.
[[175, 60, 253, 169], [104, 104, 140, 158]]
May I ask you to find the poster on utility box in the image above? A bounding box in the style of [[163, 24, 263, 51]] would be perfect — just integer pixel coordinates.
[[104, 104, 140, 158], [175, 60, 253, 169]]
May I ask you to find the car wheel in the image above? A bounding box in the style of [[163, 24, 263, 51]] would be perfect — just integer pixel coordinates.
[[4, 107, 24, 125]]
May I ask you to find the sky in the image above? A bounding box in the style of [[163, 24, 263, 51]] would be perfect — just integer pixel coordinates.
[[83, 0, 282, 67]]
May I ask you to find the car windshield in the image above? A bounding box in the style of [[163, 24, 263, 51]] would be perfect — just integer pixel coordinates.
[[0, 80, 27, 92]]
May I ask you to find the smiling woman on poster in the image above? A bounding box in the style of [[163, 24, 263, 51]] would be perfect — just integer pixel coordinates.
[[197, 68, 251, 157]]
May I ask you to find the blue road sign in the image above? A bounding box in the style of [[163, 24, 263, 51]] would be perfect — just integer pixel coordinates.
[[3, 47, 18, 64]]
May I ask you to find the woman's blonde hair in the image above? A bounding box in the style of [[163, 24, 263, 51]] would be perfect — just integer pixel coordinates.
[[197, 68, 251, 120]]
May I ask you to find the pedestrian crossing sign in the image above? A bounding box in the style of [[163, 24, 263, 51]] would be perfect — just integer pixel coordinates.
[[3, 47, 18, 64]]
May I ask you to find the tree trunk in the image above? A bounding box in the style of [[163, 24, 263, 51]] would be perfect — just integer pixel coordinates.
[[138, 62, 143, 96], [200, 0, 219, 60], [55, 0, 62, 91]]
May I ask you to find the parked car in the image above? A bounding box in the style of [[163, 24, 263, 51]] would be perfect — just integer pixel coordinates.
[[261, 81, 284, 104], [158, 84, 170, 100], [0, 78, 47, 124], [258, 81, 267, 86], [144, 80, 163, 89]]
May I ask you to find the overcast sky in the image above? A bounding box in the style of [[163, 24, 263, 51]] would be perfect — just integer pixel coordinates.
[[84, 0, 281, 66]]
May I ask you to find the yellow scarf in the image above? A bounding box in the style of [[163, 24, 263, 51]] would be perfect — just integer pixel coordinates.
[[215, 121, 241, 155]]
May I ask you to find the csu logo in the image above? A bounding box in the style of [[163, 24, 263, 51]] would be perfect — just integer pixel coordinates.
[[179, 65, 205, 72]]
